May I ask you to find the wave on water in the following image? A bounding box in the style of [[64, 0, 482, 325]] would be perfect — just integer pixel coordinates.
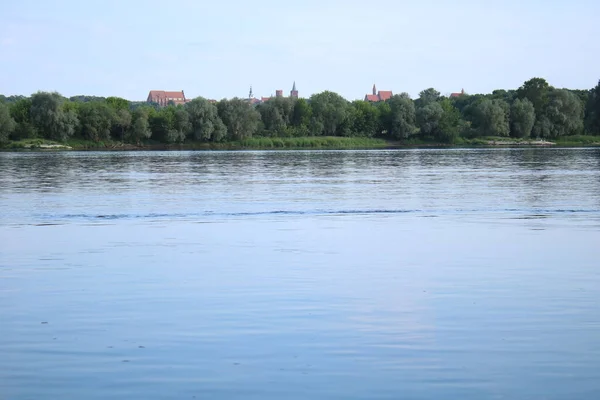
[[25, 208, 600, 225], [58, 209, 416, 221]]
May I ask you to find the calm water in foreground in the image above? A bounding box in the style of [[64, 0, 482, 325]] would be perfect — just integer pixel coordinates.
[[1, 148, 599, 400]]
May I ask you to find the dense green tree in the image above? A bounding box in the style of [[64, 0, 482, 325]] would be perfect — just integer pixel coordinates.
[[585, 80, 600, 135], [9, 98, 36, 139], [129, 101, 156, 111], [534, 89, 584, 138], [350, 101, 380, 137], [69, 95, 106, 103], [2, 77, 598, 146], [291, 98, 311, 128], [258, 97, 294, 136], [0, 102, 16, 143], [262, 105, 285, 135], [417, 102, 444, 138], [128, 108, 152, 144], [308, 118, 325, 136], [510, 98, 535, 138], [516, 77, 550, 117], [491, 89, 516, 103], [437, 99, 462, 143], [217, 98, 261, 140], [149, 106, 181, 142], [185, 98, 226, 142], [309, 91, 351, 136], [76, 102, 116, 142], [471, 99, 510, 137], [1, 95, 26, 104], [417, 88, 441, 106], [148, 106, 192, 143], [272, 97, 294, 123], [113, 109, 132, 141], [569, 89, 589, 109], [375, 101, 392, 135], [106, 97, 130, 111], [386, 95, 418, 139], [169, 108, 191, 143], [30, 92, 78, 142], [452, 93, 484, 115]]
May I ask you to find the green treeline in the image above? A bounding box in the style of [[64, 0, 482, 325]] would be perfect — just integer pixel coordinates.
[[1, 77, 600, 146]]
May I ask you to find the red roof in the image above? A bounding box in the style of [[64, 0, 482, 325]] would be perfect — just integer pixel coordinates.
[[450, 93, 462, 98], [365, 90, 393, 102], [166, 91, 185, 99], [378, 91, 393, 101], [147, 90, 188, 105], [148, 90, 185, 100], [261, 97, 271, 102]]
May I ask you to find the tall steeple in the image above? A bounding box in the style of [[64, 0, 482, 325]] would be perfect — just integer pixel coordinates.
[[372, 84, 377, 95], [290, 81, 298, 98], [249, 85, 254, 99]]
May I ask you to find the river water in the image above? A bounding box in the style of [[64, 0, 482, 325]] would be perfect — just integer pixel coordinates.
[[1, 148, 599, 399]]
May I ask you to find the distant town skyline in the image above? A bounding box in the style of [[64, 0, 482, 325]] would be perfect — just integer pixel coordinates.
[[1, 0, 599, 101]]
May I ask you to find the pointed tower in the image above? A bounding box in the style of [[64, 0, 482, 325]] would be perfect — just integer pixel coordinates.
[[249, 85, 254, 99], [372, 84, 377, 96], [290, 81, 298, 99]]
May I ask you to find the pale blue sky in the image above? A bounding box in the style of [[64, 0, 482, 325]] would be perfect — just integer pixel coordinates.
[[1, 0, 598, 101]]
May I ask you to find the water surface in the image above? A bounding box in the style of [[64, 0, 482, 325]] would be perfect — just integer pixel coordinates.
[[1, 148, 599, 399]]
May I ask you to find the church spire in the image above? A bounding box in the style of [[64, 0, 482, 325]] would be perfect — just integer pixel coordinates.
[[290, 81, 298, 98], [373, 84, 377, 95], [249, 85, 254, 99]]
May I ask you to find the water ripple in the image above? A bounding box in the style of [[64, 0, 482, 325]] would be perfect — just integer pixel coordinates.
[[27, 208, 597, 222]]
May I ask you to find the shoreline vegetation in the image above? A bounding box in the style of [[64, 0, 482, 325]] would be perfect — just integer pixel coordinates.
[[4, 136, 599, 152], [1, 77, 600, 151]]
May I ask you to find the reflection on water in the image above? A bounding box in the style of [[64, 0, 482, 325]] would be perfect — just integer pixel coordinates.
[[1, 148, 600, 400]]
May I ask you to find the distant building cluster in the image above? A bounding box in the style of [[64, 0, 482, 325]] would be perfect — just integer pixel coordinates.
[[364, 84, 393, 102], [146, 84, 466, 106], [146, 90, 189, 106], [247, 82, 299, 105], [450, 89, 466, 98]]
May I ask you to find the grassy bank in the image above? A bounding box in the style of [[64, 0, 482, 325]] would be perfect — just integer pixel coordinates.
[[459, 137, 555, 146], [3, 135, 600, 151], [2, 138, 74, 150], [390, 136, 557, 147], [223, 136, 389, 150], [465, 135, 600, 147], [554, 135, 600, 146], [132, 136, 390, 150], [2, 136, 391, 151], [2, 138, 142, 150]]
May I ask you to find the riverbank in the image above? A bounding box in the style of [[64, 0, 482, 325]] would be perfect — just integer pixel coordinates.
[[2, 137, 390, 151], [2, 136, 600, 151]]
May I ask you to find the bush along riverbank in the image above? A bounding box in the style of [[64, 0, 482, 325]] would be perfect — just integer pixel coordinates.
[[4, 135, 600, 152], [2, 137, 391, 151], [1, 76, 600, 149]]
